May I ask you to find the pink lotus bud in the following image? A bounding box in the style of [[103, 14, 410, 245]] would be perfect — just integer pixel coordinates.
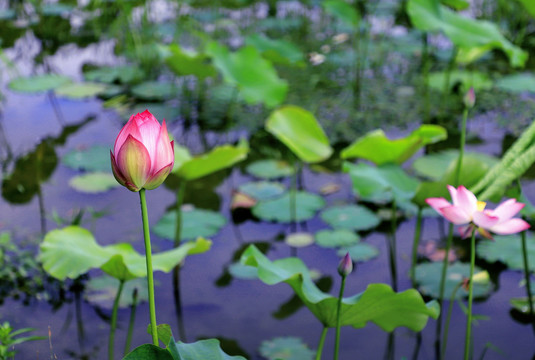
[[338, 252, 353, 277], [110, 110, 174, 192], [463, 87, 475, 109]]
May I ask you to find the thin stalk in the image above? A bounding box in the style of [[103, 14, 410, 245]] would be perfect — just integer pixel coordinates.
[[454, 108, 469, 186], [422, 33, 430, 124], [442, 48, 458, 113], [435, 222, 454, 357], [441, 282, 463, 360], [290, 160, 299, 234], [464, 229, 477, 360], [37, 184, 46, 235], [388, 199, 398, 292], [109, 279, 125, 360], [74, 289, 85, 353], [315, 327, 328, 360], [334, 275, 347, 360], [173, 183, 187, 341], [124, 288, 138, 355], [410, 207, 423, 286], [139, 189, 158, 346], [521, 228, 535, 332]]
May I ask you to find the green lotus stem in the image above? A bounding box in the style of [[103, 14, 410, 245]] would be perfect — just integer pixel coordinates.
[[124, 288, 138, 356], [334, 275, 347, 360], [435, 223, 454, 353], [315, 327, 328, 360], [441, 281, 463, 360], [139, 189, 158, 346], [388, 199, 398, 291], [521, 226, 535, 331], [463, 228, 477, 360], [109, 279, 125, 360], [173, 182, 187, 341], [454, 107, 469, 186], [410, 207, 423, 286]]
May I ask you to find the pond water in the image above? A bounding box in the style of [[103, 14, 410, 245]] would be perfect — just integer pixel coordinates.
[[1, 1, 535, 360]]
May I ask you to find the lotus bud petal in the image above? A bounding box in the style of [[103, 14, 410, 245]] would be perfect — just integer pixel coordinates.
[[463, 87, 475, 109], [338, 252, 353, 277], [110, 110, 174, 192]]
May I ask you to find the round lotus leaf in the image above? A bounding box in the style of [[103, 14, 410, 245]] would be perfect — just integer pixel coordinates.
[[414, 262, 492, 299], [63, 145, 111, 172], [337, 243, 379, 262], [510, 296, 535, 314], [83, 65, 145, 84], [228, 263, 258, 280], [285, 232, 314, 248], [85, 276, 148, 309], [320, 205, 380, 231], [55, 82, 108, 99], [477, 235, 535, 271], [259, 337, 315, 360], [238, 181, 286, 201], [252, 191, 325, 223], [69, 172, 120, 193], [496, 74, 535, 93], [131, 81, 177, 101], [9, 74, 72, 93], [153, 208, 227, 241], [315, 229, 360, 248], [246, 160, 295, 179]]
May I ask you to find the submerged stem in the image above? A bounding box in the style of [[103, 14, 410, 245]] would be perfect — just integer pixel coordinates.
[[334, 276, 346, 360], [139, 189, 158, 346], [410, 207, 423, 286], [435, 223, 454, 356], [109, 279, 125, 360], [463, 229, 477, 360], [124, 288, 138, 356], [173, 183, 187, 341]]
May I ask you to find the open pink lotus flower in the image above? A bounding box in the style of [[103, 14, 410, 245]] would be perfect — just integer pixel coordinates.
[[111, 110, 174, 192], [426, 185, 530, 239]]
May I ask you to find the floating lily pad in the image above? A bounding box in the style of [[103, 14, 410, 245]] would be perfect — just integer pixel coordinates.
[[85, 276, 148, 309], [55, 82, 108, 99], [228, 263, 258, 280], [338, 243, 379, 262], [285, 232, 315, 248], [245, 160, 295, 179], [131, 81, 177, 101], [9, 74, 72, 93], [69, 172, 120, 193], [63, 145, 111, 172], [315, 229, 360, 248], [245, 34, 304, 66], [414, 262, 492, 299], [428, 71, 493, 92], [252, 191, 325, 223], [477, 235, 535, 271], [510, 297, 535, 314], [238, 181, 286, 201], [83, 65, 145, 84], [320, 205, 380, 231], [154, 208, 227, 241], [496, 74, 535, 93], [259, 337, 315, 360]]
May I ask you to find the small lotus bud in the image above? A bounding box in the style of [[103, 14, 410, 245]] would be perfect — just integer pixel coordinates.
[[463, 87, 475, 109], [338, 252, 353, 277]]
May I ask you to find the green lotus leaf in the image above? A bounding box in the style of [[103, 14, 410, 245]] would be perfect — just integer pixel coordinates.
[[55, 82, 108, 98], [245, 160, 295, 179], [168, 339, 246, 360], [517, 0, 535, 17], [69, 172, 119, 193], [407, 0, 527, 67], [285, 232, 315, 248], [414, 262, 492, 299], [259, 337, 315, 360], [320, 205, 380, 231], [174, 141, 248, 180], [63, 145, 111, 172], [245, 34, 304, 66], [84, 65, 145, 84], [240, 245, 439, 331], [341, 125, 447, 164], [252, 191, 325, 223], [496, 73, 535, 93], [337, 243, 379, 262], [343, 162, 420, 203], [9, 74, 72, 93], [165, 44, 217, 79], [206, 42, 288, 107], [39, 226, 211, 281], [266, 105, 333, 163], [427, 71, 493, 93], [322, 0, 360, 27], [154, 208, 227, 241], [477, 234, 535, 271], [85, 276, 148, 309], [131, 81, 177, 101], [238, 181, 286, 201], [315, 229, 360, 248], [510, 297, 535, 314], [441, 0, 469, 10], [123, 344, 172, 360]]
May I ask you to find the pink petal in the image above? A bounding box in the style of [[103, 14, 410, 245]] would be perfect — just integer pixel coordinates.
[[493, 198, 525, 222], [473, 211, 500, 229], [447, 185, 458, 205], [426, 198, 452, 213], [143, 162, 173, 190], [137, 112, 162, 161], [151, 121, 174, 173], [490, 218, 531, 235], [110, 151, 127, 188], [114, 116, 142, 157], [116, 135, 151, 190], [440, 205, 472, 225], [455, 185, 478, 216]]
